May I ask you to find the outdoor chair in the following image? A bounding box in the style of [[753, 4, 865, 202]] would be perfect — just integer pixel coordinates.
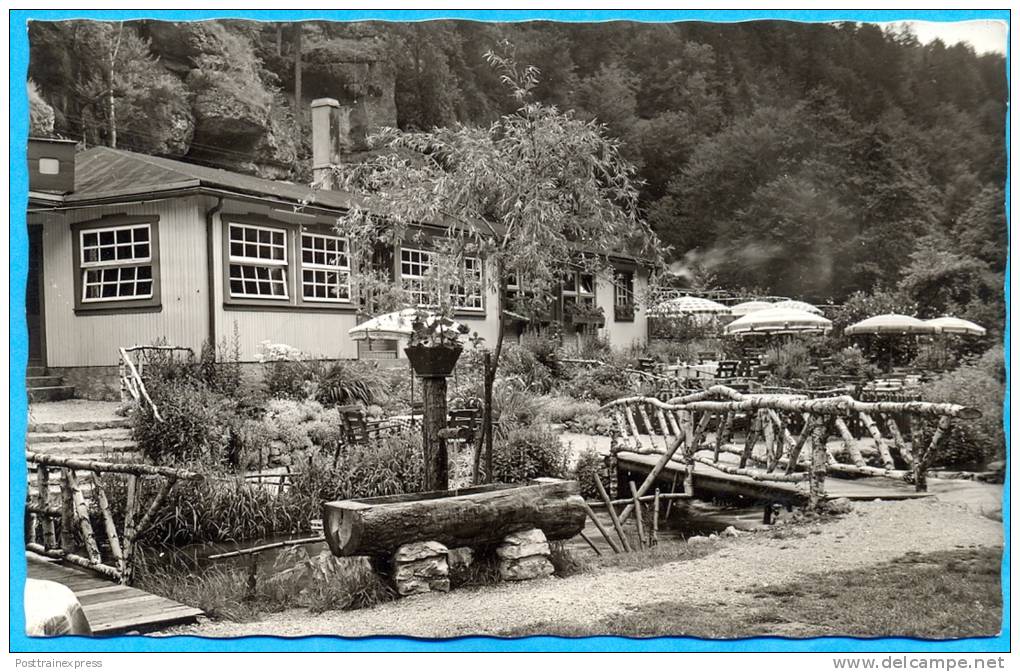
[[715, 360, 740, 379], [337, 405, 401, 447]]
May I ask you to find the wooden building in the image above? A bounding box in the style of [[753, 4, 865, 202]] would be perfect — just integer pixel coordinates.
[[25, 101, 650, 400]]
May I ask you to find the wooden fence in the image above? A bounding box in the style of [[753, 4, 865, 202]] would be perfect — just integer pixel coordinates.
[[600, 385, 979, 508], [25, 452, 202, 584]]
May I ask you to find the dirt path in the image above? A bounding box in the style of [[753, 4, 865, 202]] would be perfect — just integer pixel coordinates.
[[171, 491, 1003, 639]]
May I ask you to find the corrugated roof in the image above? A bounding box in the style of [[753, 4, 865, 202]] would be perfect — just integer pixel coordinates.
[[66, 146, 362, 211]]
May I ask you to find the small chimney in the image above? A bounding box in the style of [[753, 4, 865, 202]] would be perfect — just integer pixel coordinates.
[[28, 137, 76, 194], [311, 97, 373, 189], [311, 98, 349, 189]]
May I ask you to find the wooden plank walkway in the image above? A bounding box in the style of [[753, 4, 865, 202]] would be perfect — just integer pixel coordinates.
[[616, 451, 932, 505], [26, 553, 203, 635]]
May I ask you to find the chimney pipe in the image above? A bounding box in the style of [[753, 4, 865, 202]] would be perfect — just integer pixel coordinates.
[[311, 98, 350, 189]]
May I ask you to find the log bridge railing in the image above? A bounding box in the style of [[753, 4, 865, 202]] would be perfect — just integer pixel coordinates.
[[118, 345, 194, 423], [25, 452, 202, 584], [600, 385, 980, 509]]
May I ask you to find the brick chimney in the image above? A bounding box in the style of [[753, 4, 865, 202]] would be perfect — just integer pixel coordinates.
[[311, 97, 373, 189]]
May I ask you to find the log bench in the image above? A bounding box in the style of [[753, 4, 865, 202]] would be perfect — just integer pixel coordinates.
[[321, 478, 586, 594]]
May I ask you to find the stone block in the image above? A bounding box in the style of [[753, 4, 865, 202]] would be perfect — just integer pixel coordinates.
[[393, 541, 448, 563], [497, 528, 551, 560], [499, 555, 554, 582]]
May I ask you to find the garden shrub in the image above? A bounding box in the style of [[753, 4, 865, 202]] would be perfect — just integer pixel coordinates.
[[521, 333, 563, 378], [830, 345, 880, 381], [922, 355, 1005, 468], [310, 359, 382, 406], [134, 380, 235, 465], [564, 412, 615, 437], [491, 425, 569, 484], [498, 343, 555, 393], [572, 447, 608, 499], [539, 395, 601, 424], [489, 383, 545, 426], [562, 364, 632, 404], [762, 340, 812, 386]]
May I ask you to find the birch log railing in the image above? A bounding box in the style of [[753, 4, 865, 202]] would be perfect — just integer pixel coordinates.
[[600, 385, 980, 509], [118, 345, 194, 423], [25, 452, 202, 584]]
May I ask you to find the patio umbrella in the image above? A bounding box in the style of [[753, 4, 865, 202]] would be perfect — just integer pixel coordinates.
[[723, 307, 832, 336], [772, 299, 824, 315], [925, 316, 987, 337], [348, 309, 464, 341], [729, 300, 774, 317], [844, 314, 936, 336], [647, 296, 731, 317]]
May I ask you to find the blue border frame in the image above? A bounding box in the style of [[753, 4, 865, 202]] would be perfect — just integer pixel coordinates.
[[9, 8, 1010, 653]]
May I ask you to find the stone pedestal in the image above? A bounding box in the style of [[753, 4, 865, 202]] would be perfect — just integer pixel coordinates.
[[392, 541, 450, 596], [496, 528, 554, 581]]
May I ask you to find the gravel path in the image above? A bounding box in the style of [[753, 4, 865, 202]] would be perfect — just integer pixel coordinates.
[[172, 493, 1002, 639]]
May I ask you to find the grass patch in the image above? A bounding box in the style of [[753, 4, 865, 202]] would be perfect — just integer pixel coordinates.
[[135, 548, 396, 622], [499, 546, 1003, 639], [595, 537, 721, 572]]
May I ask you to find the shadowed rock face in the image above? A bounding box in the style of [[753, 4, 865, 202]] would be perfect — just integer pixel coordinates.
[[301, 39, 397, 143], [101, 21, 394, 178]]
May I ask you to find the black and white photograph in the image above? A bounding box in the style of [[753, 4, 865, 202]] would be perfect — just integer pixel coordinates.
[[14, 9, 1008, 650]]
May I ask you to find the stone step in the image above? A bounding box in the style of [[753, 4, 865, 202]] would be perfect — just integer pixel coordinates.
[[28, 418, 132, 433], [28, 439, 139, 456], [26, 365, 48, 377], [26, 428, 133, 445], [26, 375, 65, 389], [27, 386, 76, 403]]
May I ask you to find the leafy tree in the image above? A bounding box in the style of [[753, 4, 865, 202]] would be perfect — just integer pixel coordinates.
[[330, 46, 661, 481], [28, 80, 54, 136]]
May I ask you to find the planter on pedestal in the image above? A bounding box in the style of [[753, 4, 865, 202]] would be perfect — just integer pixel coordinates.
[[405, 344, 463, 491], [404, 344, 463, 378]]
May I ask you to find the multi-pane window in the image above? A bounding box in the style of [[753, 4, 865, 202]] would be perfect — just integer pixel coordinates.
[[400, 248, 483, 310], [400, 248, 434, 307], [615, 271, 634, 307], [80, 224, 154, 302], [561, 271, 596, 307], [228, 223, 288, 299], [452, 256, 484, 311], [301, 233, 351, 303], [614, 270, 635, 321]]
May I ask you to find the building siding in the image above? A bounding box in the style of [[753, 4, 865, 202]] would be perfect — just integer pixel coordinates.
[[211, 199, 361, 360], [36, 193, 648, 368], [39, 197, 209, 367], [599, 267, 649, 350]]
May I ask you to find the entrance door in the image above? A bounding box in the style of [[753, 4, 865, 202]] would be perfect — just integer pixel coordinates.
[[26, 226, 44, 365]]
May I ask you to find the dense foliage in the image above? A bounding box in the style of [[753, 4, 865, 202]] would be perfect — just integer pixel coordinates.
[[921, 346, 1005, 468], [29, 19, 1005, 311]]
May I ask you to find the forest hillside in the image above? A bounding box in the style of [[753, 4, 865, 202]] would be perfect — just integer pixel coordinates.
[[27, 19, 1007, 315]]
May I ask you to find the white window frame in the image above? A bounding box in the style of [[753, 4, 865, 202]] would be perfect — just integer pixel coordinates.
[[399, 247, 484, 312], [79, 223, 154, 304], [228, 222, 289, 300], [300, 232, 352, 303], [400, 247, 435, 308], [453, 256, 484, 312], [615, 271, 634, 307], [562, 271, 595, 307]]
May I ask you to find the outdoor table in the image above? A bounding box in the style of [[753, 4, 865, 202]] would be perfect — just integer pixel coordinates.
[[665, 361, 718, 380]]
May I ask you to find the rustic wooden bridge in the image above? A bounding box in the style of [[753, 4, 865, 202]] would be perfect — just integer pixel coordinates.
[[24, 452, 205, 634], [601, 385, 980, 509]]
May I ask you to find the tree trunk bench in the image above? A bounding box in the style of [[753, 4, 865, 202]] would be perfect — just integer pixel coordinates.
[[321, 478, 586, 558]]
